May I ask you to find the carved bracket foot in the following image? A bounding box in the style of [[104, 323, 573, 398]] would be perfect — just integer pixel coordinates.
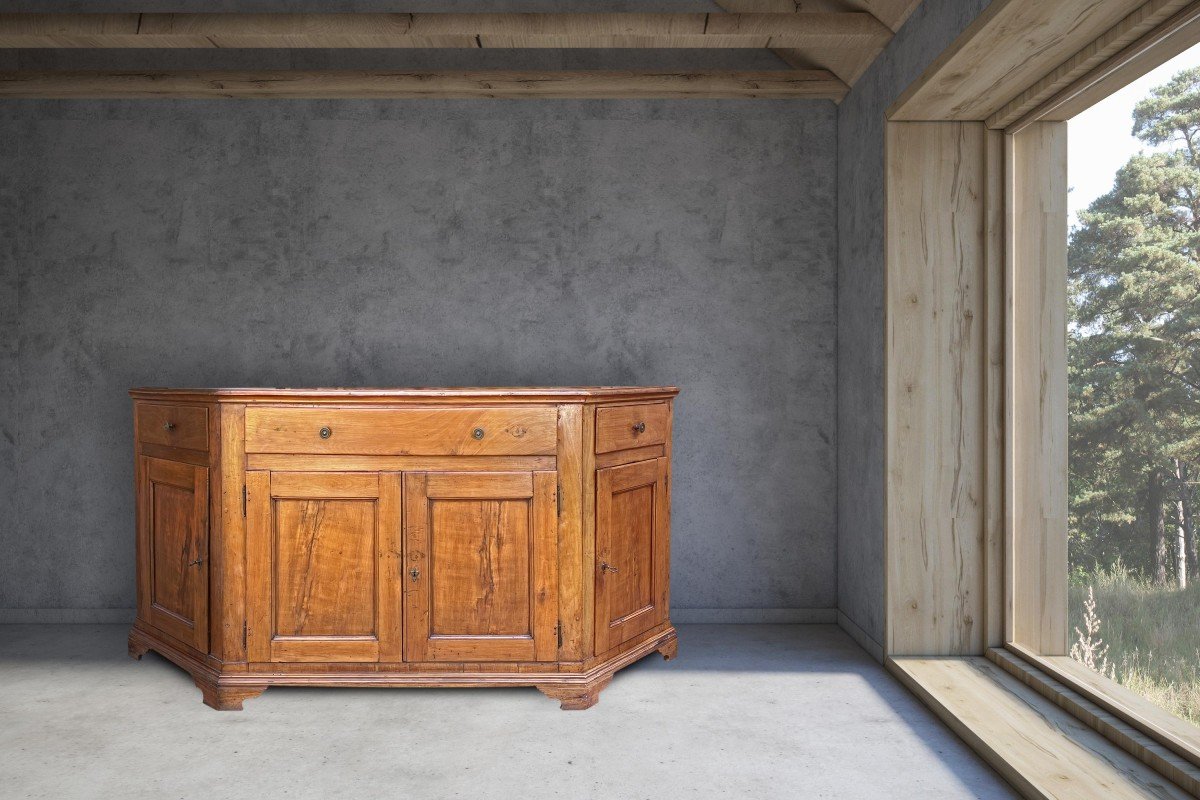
[[127, 635, 150, 661], [195, 678, 268, 711], [657, 634, 679, 662], [537, 676, 613, 711]]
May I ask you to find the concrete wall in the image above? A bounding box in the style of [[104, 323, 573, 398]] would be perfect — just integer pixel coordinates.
[[0, 98, 838, 620], [835, 0, 994, 650]]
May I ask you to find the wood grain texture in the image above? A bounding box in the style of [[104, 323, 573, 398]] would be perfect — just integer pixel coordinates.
[[712, 0, 920, 30], [1003, 1, 1200, 131], [274, 499, 376, 637], [246, 454, 555, 472], [713, 0, 914, 84], [1007, 122, 1069, 656], [134, 610, 676, 710], [983, 129, 1007, 651], [271, 472, 380, 499], [595, 402, 670, 454], [992, 647, 1200, 794], [885, 121, 986, 657], [426, 471, 532, 499], [890, 0, 1153, 121], [595, 445, 666, 470], [430, 498, 531, 636], [0, 12, 886, 49], [246, 471, 401, 663], [245, 471, 272, 663], [214, 403, 246, 663], [404, 471, 557, 662], [990, 0, 1199, 130], [1005, 643, 1200, 774], [537, 676, 612, 711], [136, 402, 209, 452], [580, 407, 598, 659], [0, 70, 849, 101], [139, 456, 209, 653], [594, 458, 670, 655], [246, 407, 557, 457], [194, 679, 268, 711], [556, 404, 585, 661], [531, 472, 559, 663], [889, 656, 1193, 799], [376, 474, 403, 663], [131, 387, 679, 404]]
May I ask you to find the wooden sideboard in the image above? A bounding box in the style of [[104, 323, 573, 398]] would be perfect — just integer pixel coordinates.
[[127, 387, 678, 710]]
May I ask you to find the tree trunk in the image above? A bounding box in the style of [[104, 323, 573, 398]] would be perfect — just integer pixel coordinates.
[[1174, 460, 1188, 590], [1151, 468, 1168, 586], [1182, 462, 1198, 581]]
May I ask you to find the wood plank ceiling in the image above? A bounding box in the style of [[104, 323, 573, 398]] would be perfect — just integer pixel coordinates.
[[0, 3, 923, 100]]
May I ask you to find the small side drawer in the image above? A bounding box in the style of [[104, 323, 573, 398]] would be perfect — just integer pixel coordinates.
[[595, 403, 669, 454], [245, 407, 558, 456], [136, 403, 210, 452]]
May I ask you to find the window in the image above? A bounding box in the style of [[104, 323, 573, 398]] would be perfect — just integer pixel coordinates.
[[1066, 46, 1200, 728]]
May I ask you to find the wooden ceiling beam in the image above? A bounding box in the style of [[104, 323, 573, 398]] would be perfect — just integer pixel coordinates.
[[712, 1, 896, 85], [711, 0, 921, 33], [0, 12, 890, 51], [0, 69, 850, 100]]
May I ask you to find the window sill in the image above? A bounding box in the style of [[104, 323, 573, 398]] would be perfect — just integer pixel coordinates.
[[887, 654, 1194, 799], [999, 643, 1200, 790]]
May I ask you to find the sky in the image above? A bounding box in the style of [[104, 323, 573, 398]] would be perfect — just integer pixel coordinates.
[[1068, 44, 1200, 228]]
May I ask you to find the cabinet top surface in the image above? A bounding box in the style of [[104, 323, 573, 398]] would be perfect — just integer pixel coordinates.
[[130, 386, 679, 404]]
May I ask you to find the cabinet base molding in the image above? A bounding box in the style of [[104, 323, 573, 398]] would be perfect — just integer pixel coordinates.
[[130, 623, 678, 710]]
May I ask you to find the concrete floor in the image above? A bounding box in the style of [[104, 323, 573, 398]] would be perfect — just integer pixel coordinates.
[[0, 624, 1016, 799]]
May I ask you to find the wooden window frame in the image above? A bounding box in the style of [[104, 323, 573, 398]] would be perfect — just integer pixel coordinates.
[[1000, 12, 1200, 773], [883, 0, 1200, 784]]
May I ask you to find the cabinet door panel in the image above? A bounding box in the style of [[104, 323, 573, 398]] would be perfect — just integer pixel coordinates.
[[430, 499, 531, 636], [595, 458, 669, 654], [274, 499, 376, 637], [405, 472, 557, 662], [246, 471, 401, 663], [138, 456, 209, 652]]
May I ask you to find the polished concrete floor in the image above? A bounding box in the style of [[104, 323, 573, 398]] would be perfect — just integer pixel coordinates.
[[0, 624, 1016, 799]]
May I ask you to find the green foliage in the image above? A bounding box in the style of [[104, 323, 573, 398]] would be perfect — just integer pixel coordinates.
[[1068, 65, 1200, 580]]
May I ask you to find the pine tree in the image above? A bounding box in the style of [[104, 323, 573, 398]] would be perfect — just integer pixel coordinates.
[[1069, 67, 1200, 586]]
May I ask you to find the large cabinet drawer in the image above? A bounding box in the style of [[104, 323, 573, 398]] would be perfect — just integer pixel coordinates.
[[136, 403, 210, 452], [245, 407, 558, 456]]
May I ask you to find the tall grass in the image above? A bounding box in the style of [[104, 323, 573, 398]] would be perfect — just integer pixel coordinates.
[[1069, 563, 1200, 726]]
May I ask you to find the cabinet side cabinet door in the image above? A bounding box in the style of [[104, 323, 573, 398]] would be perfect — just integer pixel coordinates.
[[137, 455, 210, 653], [245, 471, 402, 663], [404, 472, 558, 662], [594, 458, 670, 655]]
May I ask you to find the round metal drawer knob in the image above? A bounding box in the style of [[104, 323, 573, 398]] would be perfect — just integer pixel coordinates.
[[632, 421, 646, 434], [319, 426, 332, 439], [472, 428, 485, 440], [163, 421, 176, 431]]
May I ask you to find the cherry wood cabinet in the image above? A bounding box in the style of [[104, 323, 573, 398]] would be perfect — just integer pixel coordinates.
[[128, 387, 678, 711]]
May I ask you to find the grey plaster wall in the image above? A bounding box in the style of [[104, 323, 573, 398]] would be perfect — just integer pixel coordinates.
[[836, 0, 994, 648], [0, 99, 838, 617]]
